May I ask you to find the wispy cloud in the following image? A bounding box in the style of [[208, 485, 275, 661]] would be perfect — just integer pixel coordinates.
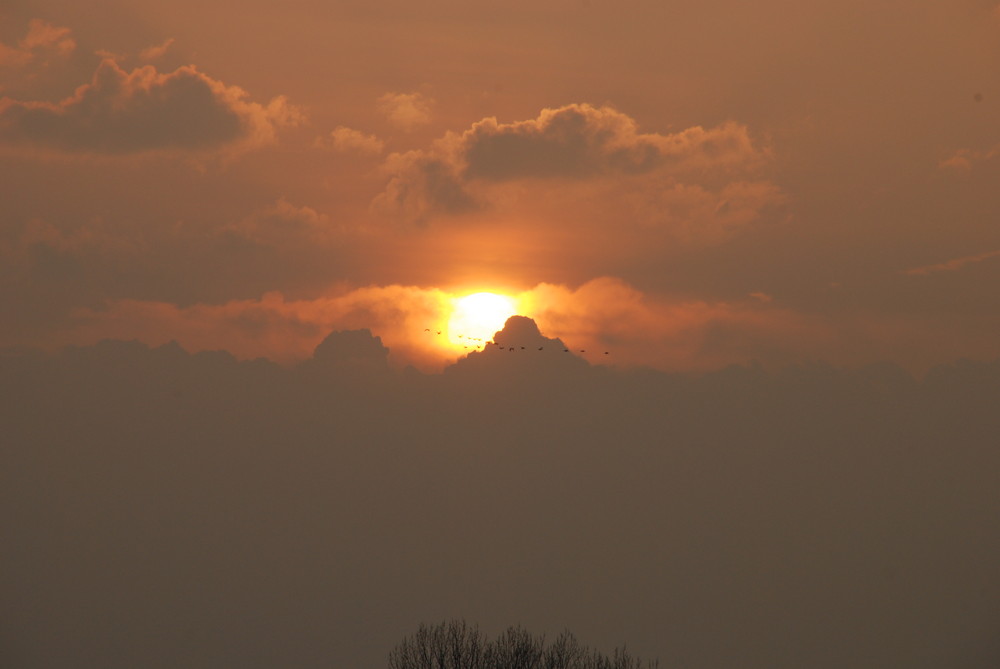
[[138, 37, 175, 62], [904, 249, 1000, 276], [315, 126, 385, 155], [0, 19, 75, 69], [939, 145, 1000, 172]]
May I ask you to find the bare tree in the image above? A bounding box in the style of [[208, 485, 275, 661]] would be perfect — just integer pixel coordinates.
[[388, 620, 658, 669], [389, 620, 487, 669], [485, 626, 544, 669]]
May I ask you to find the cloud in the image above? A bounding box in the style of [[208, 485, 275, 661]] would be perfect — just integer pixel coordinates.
[[904, 249, 1000, 276], [939, 144, 1000, 173], [315, 125, 385, 155], [138, 38, 176, 62], [620, 179, 788, 242], [3, 331, 998, 669], [59, 286, 458, 368], [25, 273, 995, 376], [44, 278, 833, 373], [376, 91, 433, 130], [938, 151, 974, 172], [225, 198, 339, 247], [0, 199, 360, 330], [459, 104, 761, 180], [373, 103, 771, 226], [0, 19, 75, 69], [0, 58, 302, 154], [304, 328, 391, 373], [371, 150, 478, 222], [520, 278, 830, 371]]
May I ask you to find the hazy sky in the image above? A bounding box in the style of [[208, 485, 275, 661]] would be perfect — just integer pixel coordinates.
[[3, 0, 1000, 372], [2, 2, 1000, 667]]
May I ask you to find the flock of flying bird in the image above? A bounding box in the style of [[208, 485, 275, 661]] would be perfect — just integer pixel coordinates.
[[423, 329, 609, 355]]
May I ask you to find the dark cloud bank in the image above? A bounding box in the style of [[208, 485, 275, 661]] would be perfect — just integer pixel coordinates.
[[2, 318, 998, 669]]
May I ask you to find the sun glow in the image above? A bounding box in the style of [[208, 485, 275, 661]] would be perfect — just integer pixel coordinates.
[[446, 292, 518, 347]]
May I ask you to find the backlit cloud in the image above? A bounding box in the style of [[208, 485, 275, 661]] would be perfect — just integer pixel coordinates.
[[521, 278, 828, 371], [138, 37, 176, 62], [939, 145, 1000, 172], [373, 103, 772, 226], [377, 91, 433, 130], [50, 278, 840, 373], [904, 249, 1000, 276], [0, 19, 75, 69], [60, 286, 453, 367], [315, 125, 385, 155], [372, 150, 478, 222], [459, 104, 761, 180], [51, 275, 992, 376], [0, 58, 302, 154]]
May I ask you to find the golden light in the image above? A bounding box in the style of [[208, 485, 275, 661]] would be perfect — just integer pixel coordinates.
[[446, 291, 518, 347]]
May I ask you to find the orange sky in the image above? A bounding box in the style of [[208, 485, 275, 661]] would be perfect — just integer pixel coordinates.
[[3, 0, 1000, 373], [5, 5, 1000, 667]]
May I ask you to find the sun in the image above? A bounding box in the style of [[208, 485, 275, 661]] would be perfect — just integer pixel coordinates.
[[446, 292, 518, 347]]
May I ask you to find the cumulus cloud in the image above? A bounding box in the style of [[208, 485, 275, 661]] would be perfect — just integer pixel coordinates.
[[138, 37, 176, 62], [373, 103, 771, 225], [376, 91, 433, 130], [0, 19, 75, 69], [315, 125, 385, 155], [459, 104, 761, 180], [0, 58, 302, 154], [302, 328, 391, 375], [371, 150, 478, 222]]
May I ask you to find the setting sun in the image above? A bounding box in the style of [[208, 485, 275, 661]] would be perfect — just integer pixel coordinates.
[[446, 292, 518, 346]]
